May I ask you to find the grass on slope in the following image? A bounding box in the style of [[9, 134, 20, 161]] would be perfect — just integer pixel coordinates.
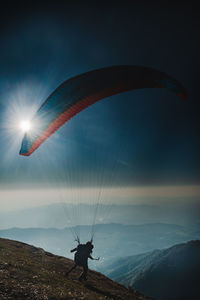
[[0, 238, 149, 300]]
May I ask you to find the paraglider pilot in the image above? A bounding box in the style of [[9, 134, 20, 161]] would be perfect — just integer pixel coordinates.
[[66, 241, 99, 281]]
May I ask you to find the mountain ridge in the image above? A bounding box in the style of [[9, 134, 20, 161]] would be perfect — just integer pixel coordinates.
[[1, 223, 199, 263], [102, 240, 200, 300]]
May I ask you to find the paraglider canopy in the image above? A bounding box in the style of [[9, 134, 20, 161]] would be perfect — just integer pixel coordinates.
[[19, 65, 187, 156]]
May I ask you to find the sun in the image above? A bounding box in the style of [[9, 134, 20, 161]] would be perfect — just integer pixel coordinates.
[[19, 120, 31, 132]]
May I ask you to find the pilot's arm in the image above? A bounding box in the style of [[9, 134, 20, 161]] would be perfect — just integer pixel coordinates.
[[70, 247, 77, 253]]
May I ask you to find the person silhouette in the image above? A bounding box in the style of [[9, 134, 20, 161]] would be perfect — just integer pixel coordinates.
[[66, 241, 99, 280]]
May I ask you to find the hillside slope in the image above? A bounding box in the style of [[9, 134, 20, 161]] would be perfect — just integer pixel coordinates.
[[103, 240, 200, 300], [0, 238, 150, 300]]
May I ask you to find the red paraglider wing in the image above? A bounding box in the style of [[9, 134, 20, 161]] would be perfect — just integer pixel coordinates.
[[20, 65, 187, 156]]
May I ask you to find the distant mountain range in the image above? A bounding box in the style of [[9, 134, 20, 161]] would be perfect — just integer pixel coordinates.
[[0, 237, 150, 300], [0, 223, 199, 268], [100, 240, 200, 300], [0, 202, 199, 229]]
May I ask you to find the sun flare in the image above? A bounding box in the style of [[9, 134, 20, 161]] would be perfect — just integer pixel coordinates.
[[19, 120, 31, 132]]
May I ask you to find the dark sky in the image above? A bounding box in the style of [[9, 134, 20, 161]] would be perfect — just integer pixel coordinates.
[[0, 1, 199, 193]]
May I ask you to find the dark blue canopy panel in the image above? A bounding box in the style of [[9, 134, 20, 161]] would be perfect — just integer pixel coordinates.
[[19, 65, 187, 156]]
